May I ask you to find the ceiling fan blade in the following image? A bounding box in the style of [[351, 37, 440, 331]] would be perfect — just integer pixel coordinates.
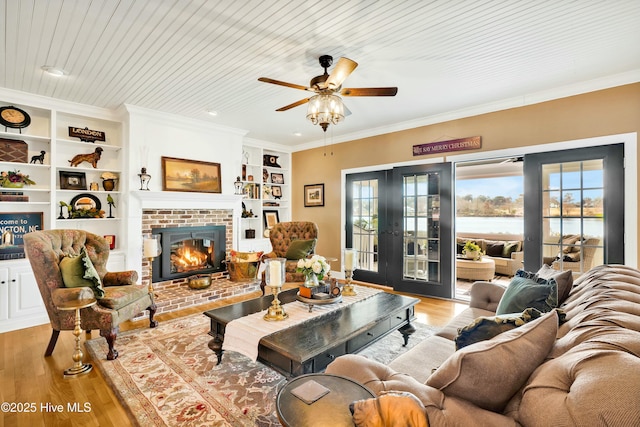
[[276, 97, 312, 111], [324, 57, 358, 89], [258, 77, 311, 92], [341, 87, 398, 96]]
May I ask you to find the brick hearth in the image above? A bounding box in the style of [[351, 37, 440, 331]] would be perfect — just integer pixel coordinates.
[[141, 208, 260, 316]]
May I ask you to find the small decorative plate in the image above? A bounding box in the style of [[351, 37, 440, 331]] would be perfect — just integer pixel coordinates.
[[70, 193, 101, 211]]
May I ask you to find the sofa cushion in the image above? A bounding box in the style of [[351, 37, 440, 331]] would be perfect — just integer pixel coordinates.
[[59, 247, 105, 298], [496, 275, 558, 315], [98, 284, 149, 310], [454, 307, 543, 350], [502, 241, 521, 258], [535, 264, 573, 304], [285, 238, 316, 260], [426, 310, 559, 412], [486, 242, 504, 257]]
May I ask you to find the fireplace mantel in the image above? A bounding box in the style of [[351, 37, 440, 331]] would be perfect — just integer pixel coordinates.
[[133, 191, 243, 211]]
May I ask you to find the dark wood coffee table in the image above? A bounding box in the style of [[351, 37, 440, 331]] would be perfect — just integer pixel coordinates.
[[204, 288, 418, 377]]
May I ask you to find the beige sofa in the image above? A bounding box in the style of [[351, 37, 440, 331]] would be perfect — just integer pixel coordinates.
[[326, 264, 640, 426], [456, 235, 523, 277]]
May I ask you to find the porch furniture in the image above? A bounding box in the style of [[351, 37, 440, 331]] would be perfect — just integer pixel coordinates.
[[456, 257, 495, 281], [276, 373, 375, 427], [456, 235, 523, 276], [23, 229, 158, 360], [261, 221, 318, 292], [204, 287, 418, 377], [551, 237, 600, 275]]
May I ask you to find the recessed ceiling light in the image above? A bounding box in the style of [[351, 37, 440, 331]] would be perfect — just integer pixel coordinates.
[[41, 66, 66, 76], [293, 132, 302, 137], [207, 110, 218, 116]]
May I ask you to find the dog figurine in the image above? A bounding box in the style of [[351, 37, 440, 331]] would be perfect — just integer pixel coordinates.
[[30, 150, 46, 164], [69, 147, 103, 168]]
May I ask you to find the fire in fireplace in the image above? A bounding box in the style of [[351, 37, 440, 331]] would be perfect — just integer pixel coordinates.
[[151, 225, 226, 282]]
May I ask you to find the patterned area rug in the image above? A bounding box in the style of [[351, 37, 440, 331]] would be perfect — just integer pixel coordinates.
[[86, 313, 437, 426]]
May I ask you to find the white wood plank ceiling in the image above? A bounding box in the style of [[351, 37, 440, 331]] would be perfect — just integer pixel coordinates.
[[1, 0, 639, 147]]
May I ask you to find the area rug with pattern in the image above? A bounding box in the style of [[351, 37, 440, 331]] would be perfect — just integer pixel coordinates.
[[85, 312, 437, 426]]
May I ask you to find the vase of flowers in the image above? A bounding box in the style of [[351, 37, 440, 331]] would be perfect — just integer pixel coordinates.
[[0, 170, 36, 188], [297, 255, 330, 296], [462, 241, 483, 260]]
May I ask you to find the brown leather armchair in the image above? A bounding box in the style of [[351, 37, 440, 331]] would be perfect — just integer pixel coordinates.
[[261, 221, 318, 292], [23, 229, 157, 360]]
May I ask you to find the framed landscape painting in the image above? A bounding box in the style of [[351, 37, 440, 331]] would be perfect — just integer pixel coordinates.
[[304, 183, 324, 207], [162, 156, 221, 193]]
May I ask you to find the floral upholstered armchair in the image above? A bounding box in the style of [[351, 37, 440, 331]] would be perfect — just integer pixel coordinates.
[[23, 230, 157, 360], [261, 221, 318, 292]]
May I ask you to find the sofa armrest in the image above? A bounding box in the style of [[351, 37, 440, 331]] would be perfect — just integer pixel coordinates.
[[511, 250, 524, 263], [469, 281, 506, 312], [103, 270, 138, 286]]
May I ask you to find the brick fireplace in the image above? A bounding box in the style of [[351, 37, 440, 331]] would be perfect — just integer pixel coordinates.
[[135, 193, 260, 316]]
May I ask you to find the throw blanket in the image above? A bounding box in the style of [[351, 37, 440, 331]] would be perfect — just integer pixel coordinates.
[[223, 286, 381, 360]]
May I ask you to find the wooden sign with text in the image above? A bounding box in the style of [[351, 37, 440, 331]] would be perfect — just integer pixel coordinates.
[[68, 127, 106, 143], [413, 136, 481, 156]]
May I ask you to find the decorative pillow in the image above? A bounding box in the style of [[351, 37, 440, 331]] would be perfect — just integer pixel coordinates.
[[59, 247, 105, 298], [495, 275, 558, 315], [426, 310, 559, 412], [230, 250, 263, 262], [455, 307, 543, 350], [486, 242, 504, 257], [536, 264, 573, 304], [285, 239, 316, 260], [561, 235, 581, 253], [502, 241, 520, 258], [563, 252, 581, 262], [456, 242, 465, 255]]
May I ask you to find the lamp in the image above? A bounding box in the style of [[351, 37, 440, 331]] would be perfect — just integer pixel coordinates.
[[263, 257, 288, 321], [343, 248, 358, 296], [143, 234, 162, 294], [306, 93, 345, 132], [138, 167, 151, 190], [234, 176, 243, 195]]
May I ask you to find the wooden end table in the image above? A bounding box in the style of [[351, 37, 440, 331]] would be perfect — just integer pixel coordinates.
[[276, 373, 375, 427], [55, 298, 96, 378]]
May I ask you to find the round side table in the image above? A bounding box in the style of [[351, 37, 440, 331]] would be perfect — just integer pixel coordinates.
[[55, 298, 97, 378], [276, 373, 375, 427]]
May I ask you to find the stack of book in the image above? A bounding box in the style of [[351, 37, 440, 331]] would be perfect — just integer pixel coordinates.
[[0, 191, 29, 202]]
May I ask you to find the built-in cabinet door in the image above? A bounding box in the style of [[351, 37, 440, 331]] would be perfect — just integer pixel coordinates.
[[0, 267, 8, 321], [8, 265, 45, 320]]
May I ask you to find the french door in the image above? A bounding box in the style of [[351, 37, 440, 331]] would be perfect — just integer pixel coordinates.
[[523, 144, 624, 271], [346, 163, 453, 298]]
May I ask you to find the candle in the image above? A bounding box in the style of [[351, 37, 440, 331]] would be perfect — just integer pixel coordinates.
[[344, 250, 355, 270], [269, 260, 282, 286], [143, 238, 158, 258]]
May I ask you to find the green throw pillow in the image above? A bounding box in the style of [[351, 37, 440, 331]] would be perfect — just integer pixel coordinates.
[[495, 275, 558, 315], [455, 307, 543, 350], [59, 247, 105, 298], [285, 239, 316, 260], [502, 242, 520, 258]]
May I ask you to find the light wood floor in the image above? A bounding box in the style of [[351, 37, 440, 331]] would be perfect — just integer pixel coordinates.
[[0, 285, 467, 426]]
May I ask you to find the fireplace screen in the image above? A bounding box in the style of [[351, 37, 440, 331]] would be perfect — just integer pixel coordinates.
[[152, 225, 226, 282]]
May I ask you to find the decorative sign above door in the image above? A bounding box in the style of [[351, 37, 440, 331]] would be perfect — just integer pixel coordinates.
[[413, 136, 481, 156]]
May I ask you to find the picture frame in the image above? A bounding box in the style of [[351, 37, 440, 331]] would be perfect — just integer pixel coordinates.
[[0, 212, 43, 260], [304, 183, 325, 207], [270, 172, 284, 184], [162, 156, 221, 193], [103, 234, 116, 250], [263, 210, 280, 229], [271, 185, 282, 199], [59, 170, 87, 190]]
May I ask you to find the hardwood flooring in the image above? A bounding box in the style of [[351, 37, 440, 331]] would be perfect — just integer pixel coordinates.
[[0, 285, 467, 426]]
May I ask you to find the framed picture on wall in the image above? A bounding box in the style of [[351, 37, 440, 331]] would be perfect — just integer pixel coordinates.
[[304, 183, 325, 207], [263, 210, 280, 229], [161, 156, 221, 193]]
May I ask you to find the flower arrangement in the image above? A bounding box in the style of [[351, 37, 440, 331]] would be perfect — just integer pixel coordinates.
[[462, 241, 483, 260], [296, 255, 330, 282], [0, 170, 36, 187]]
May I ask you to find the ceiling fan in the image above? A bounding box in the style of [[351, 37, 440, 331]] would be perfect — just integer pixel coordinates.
[[258, 55, 398, 131]]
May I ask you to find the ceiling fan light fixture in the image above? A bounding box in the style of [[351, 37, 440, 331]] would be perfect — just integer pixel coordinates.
[[41, 66, 67, 76], [306, 94, 344, 132]]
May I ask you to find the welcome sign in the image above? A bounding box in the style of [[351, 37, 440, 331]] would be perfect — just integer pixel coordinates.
[[413, 136, 482, 156], [0, 212, 43, 260]]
